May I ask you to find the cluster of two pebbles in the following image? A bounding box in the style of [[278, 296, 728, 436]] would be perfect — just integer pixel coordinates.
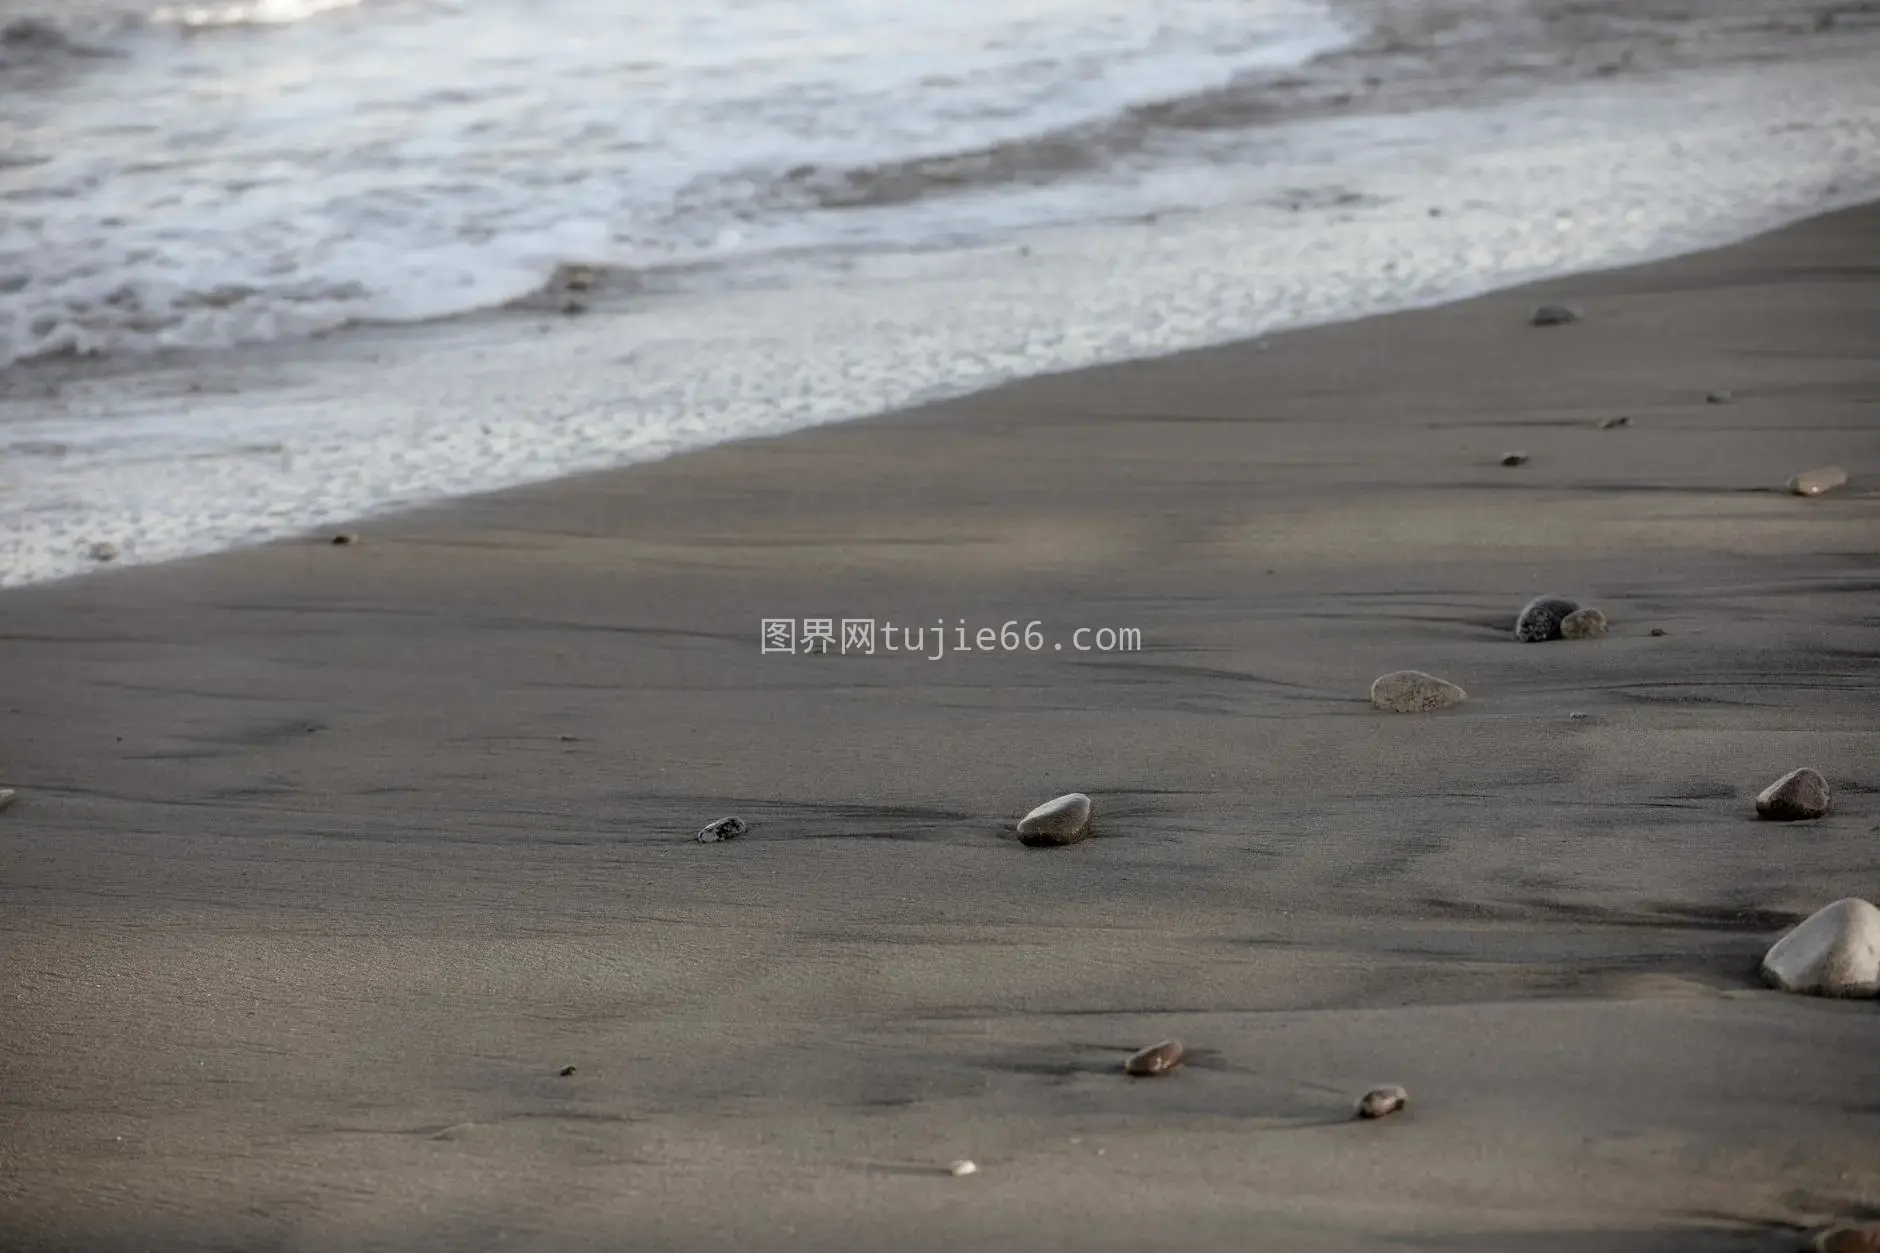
[[1369, 594, 1610, 713]]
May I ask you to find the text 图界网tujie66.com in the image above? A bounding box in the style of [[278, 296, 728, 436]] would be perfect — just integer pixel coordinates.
[[760, 618, 1142, 659]]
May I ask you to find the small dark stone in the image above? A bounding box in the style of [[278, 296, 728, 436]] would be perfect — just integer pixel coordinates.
[[561, 298, 587, 316], [1514, 595, 1581, 642], [1500, 452, 1529, 467], [1530, 304, 1580, 327], [696, 816, 748, 843], [88, 541, 119, 562], [559, 1066, 577, 1077], [1705, 389, 1733, 404], [1356, 1085, 1408, 1119], [330, 533, 359, 546], [1600, 415, 1630, 429], [1755, 768, 1830, 821], [1124, 1039, 1184, 1077], [1428, 207, 1443, 217], [558, 734, 578, 742], [1649, 627, 1667, 637]]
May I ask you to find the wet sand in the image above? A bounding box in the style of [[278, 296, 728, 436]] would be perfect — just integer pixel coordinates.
[[1, 206, 1878, 1252]]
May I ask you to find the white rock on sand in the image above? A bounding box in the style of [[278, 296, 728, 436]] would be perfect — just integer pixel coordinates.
[[1016, 793, 1092, 846], [1760, 899, 1880, 998], [1787, 466, 1848, 496], [1370, 671, 1466, 713]]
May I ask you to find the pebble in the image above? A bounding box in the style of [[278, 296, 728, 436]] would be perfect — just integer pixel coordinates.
[[1649, 627, 1667, 637], [1514, 595, 1581, 642], [1124, 1039, 1185, 1077], [559, 1066, 577, 1077], [1356, 1085, 1408, 1119], [949, 1160, 978, 1177], [0, 787, 14, 811], [1599, 415, 1630, 429], [696, 816, 748, 843], [1500, 451, 1530, 467], [1558, 607, 1608, 640], [1017, 792, 1092, 846], [1817, 1227, 1880, 1253], [1755, 767, 1830, 821], [88, 541, 118, 562], [1787, 466, 1848, 497], [1761, 898, 1880, 998], [330, 533, 359, 546], [1369, 670, 1466, 713], [561, 298, 587, 316], [1705, 389, 1733, 404], [1530, 304, 1580, 326]]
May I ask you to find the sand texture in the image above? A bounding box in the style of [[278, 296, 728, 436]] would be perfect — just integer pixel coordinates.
[[1, 207, 1878, 1251]]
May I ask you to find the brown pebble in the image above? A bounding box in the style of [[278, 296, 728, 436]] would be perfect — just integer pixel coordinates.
[[1356, 1085, 1408, 1119], [1755, 767, 1830, 821], [559, 1066, 577, 1077], [1124, 1039, 1184, 1077], [1816, 1227, 1880, 1253], [330, 533, 359, 546], [1649, 627, 1667, 637], [1559, 607, 1608, 640], [1500, 452, 1529, 467], [1599, 415, 1630, 429]]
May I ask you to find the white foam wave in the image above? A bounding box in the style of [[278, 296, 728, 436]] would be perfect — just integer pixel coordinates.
[[149, 0, 363, 27]]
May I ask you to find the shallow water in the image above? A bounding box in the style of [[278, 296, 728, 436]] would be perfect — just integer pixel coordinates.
[[2, 0, 1878, 586]]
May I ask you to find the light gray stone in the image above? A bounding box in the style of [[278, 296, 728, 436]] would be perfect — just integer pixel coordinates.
[[1788, 466, 1848, 496], [1370, 671, 1466, 713], [1760, 898, 1880, 998], [1017, 792, 1092, 846], [696, 816, 748, 843], [1755, 767, 1830, 820], [1124, 1039, 1184, 1077], [1559, 607, 1608, 640], [1356, 1085, 1408, 1119]]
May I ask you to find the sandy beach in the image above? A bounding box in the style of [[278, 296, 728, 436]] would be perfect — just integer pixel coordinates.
[[2, 205, 1878, 1251]]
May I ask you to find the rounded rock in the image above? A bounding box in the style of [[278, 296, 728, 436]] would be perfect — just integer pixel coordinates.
[[696, 816, 748, 843], [0, 787, 15, 812], [1761, 898, 1880, 998], [88, 541, 119, 563], [1500, 451, 1530, 467], [1370, 670, 1466, 714], [1356, 1085, 1408, 1119], [949, 1159, 978, 1177], [1649, 627, 1667, 637], [330, 533, 360, 546], [1817, 1227, 1880, 1253], [1124, 1039, 1184, 1077], [1514, 595, 1581, 642], [1017, 792, 1092, 847], [1559, 607, 1608, 640], [1788, 466, 1848, 497], [1530, 304, 1580, 327], [1755, 767, 1830, 821], [558, 1066, 577, 1077], [1705, 389, 1733, 404], [1599, 415, 1630, 429]]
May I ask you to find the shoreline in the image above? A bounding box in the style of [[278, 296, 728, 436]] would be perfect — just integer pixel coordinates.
[[1, 203, 1878, 1251], [7, 45, 1880, 591]]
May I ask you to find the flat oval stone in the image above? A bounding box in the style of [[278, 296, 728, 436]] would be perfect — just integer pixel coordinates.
[[1356, 1085, 1408, 1119], [1124, 1039, 1184, 1077], [1559, 607, 1608, 640], [1761, 898, 1880, 998], [1370, 670, 1466, 713], [1514, 594, 1581, 642], [1756, 767, 1830, 821], [1788, 466, 1848, 496], [1599, 415, 1630, 429], [1500, 451, 1529, 467], [949, 1159, 978, 1177], [1530, 304, 1580, 326], [1017, 792, 1092, 846], [696, 816, 748, 843]]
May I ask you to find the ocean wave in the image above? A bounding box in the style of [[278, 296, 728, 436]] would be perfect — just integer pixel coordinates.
[[148, 0, 365, 29]]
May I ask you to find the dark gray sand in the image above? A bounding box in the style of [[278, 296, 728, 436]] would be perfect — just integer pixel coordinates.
[[2, 208, 1878, 1252]]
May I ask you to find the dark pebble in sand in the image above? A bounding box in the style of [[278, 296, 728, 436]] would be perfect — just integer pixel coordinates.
[[1514, 595, 1581, 642], [561, 299, 587, 316], [88, 541, 118, 562], [559, 1066, 577, 1077], [696, 816, 748, 843], [1356, 1085, 1408, 1119], [1529, 304, 1580, 327], [1500, 452, 1529, 467], [330, 533, 359, 546], [1600, 415, 1630, 429], [1755, 767, 1830, 821], [1817, 1226, 1880, 1253], [1650, 627, 1667, 637], [1124, 1040, 1184, 1077], [1705, 389, 1733, 404]]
